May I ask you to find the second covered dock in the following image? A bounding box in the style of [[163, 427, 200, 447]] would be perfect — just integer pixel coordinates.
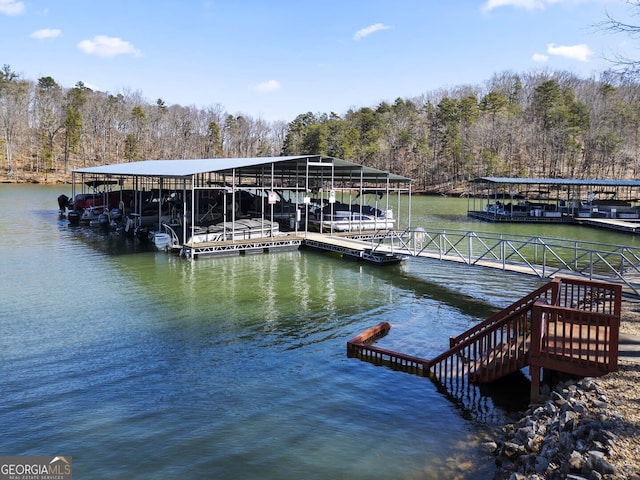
[[467, 177, 640, 233]]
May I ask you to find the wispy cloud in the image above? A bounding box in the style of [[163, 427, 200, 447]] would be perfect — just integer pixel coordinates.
[[546, 43, 593, 62], [482, 0, 591, 13], [532, 43, 593, 63], [532, 52, 549, 62], [77, 35, 142, 58], [0, 0, 25, 15], [353, 23, 391, 41], [482, 0, 544, 12], [252, 80, 282, 92], [30, 28, 61, 40]]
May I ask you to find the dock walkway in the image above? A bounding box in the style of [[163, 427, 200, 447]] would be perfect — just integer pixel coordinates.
[[468, 209, 640, 234], [178, 226, 640, 296], [177, 230, 401, 263], [179, 234, 303, 258], [574, 217, 640, 233]]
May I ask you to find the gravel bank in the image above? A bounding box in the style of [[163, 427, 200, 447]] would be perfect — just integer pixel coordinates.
[[488, 297, 640, 479]]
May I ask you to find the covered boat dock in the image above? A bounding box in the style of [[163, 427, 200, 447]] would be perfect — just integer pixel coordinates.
[[68, 155, 412, 259], [468, 177, 640, 232]]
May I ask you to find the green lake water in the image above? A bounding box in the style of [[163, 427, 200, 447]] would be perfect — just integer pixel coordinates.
[[1, 185, 634, 479]]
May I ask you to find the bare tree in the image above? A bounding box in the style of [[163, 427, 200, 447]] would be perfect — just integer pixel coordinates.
[[599, 1, 640, 75], [0, 65, 30, 174], [33, 76, 63, 173]]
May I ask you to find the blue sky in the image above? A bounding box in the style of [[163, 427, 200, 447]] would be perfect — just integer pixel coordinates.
[[0, 0, 635, 122]]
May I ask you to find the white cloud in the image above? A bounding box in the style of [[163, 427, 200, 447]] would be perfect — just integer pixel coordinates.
[[252, 80, 282, 92], [353, 23, 391, 41], [77, 35, 142, 58], [482, 0, 545, 12], [533, 52, 549, 62], [546, 43, 593, 61], [0, 0, 24, 15], [30, 28, 61, 40], [481, 0, 594, 13]]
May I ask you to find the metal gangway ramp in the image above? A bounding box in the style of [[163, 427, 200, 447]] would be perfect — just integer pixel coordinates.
[[349, 228, 640, 296], [347, 277, 621, 403]]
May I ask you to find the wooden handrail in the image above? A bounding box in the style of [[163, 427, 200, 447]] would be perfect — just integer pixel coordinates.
[[346, 322, 430, 375], [531, 304, 620, 369], [449, 278, 559, 347], [554, 276, 622, 316], [429, 300, 533, 383], [529, 300, 620, 401]]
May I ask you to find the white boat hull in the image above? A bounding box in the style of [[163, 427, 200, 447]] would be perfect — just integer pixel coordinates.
[[186, 219, 280, 244], [152, 232, 173, 251], [310, 210, 394, 232]]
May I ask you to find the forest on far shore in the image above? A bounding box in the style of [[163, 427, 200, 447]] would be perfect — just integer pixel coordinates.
[[1, 63, 640, 192]]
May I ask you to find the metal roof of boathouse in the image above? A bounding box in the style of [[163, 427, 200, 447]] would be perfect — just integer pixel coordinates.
[[473, 177, 640, 187], [72, 155, 412, 183]]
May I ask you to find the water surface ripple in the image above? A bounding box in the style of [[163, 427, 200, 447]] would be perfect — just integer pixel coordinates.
[[4, 186, 619, 478]]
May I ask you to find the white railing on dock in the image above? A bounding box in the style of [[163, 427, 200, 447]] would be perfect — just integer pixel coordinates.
[[364, 228, 640, 296]]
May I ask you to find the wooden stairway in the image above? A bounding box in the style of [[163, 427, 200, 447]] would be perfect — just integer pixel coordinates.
[[470, 334, 531, 383], [347, 276, 622, 402]]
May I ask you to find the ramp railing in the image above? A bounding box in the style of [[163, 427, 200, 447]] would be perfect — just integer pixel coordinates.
[[370, 228, 640, 295]]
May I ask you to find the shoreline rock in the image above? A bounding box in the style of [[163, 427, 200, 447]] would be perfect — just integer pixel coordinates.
[[491, 377, 639, 479]]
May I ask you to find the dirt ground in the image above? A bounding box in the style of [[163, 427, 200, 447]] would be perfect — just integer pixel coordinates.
[[593, 298, 640, 478]]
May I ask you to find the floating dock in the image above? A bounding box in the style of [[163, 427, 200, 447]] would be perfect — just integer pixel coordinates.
[[177, 231, 404, 265], [469, 210, 640, 233], [179, 235, 303, 259], [574, 217, 640, 233], [302, 232, 404, 265]]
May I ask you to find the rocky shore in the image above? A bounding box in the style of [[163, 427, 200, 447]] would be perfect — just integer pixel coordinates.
[[489, 376, 638, 479], [487, 298, 640, 479]]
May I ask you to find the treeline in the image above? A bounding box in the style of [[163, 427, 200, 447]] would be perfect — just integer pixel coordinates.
[[1, 63, 640, 189]]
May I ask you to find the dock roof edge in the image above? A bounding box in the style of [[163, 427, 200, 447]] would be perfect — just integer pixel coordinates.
[[472, 177, 640, 187], [71, 155, 412, 183]]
